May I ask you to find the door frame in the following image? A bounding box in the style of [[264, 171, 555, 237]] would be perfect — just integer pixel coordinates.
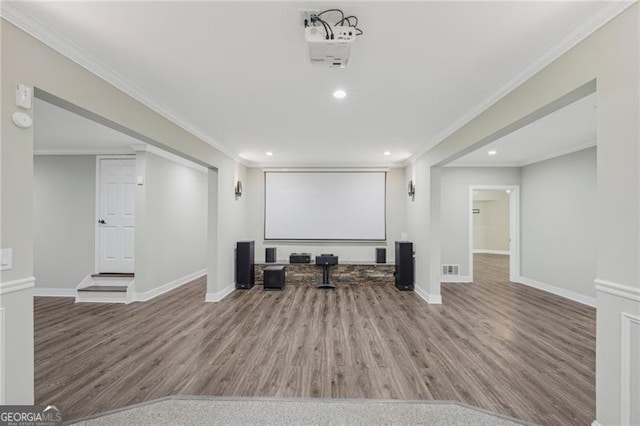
[[468, 184, 520, 283], [94, 155, 136, 274]]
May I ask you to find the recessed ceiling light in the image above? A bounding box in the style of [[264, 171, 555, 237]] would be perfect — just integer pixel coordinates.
[[333, 89, 347, 99], [488, 150, 497, 156], [383, 151, 391, 156], [266, 151, 273, 156], [506, 189, 512, 194]]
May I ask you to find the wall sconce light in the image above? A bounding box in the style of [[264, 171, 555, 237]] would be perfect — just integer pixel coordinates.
[[408, 180, 415, 199], [235, 180, 243, 197]]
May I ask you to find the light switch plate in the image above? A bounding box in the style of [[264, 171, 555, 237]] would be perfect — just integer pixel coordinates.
[[0, 248, 13, 271], [16, 84, 32, 109]]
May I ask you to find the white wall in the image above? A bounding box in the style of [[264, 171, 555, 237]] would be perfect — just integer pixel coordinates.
[[247, 168, 406, 263], [207, 158, 249, 299], [405, 8, 638, 424], [473, 191, 510, 252], [0, 18, 252, 404], [520, 147, 597, 298], [33, 155, 95, 290], [134, 151, 208, 295], [440, 167, 520, 277]]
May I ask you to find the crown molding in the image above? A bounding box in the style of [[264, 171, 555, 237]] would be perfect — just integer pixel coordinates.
[[404, 1, 634, 167], [34, 148, 134, 156], [0, 3, 248, 167]]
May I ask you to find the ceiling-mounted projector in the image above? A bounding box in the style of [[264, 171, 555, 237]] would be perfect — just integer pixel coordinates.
[[305, 26, 356, 68]]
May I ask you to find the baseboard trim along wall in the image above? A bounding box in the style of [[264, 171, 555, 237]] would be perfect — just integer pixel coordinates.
[[414, 285, 443, 304], [517, 276, 597, 307], [0, 276, 35, 295], [594, 279, 640, 302], [205, 283, 235, 303], [473, 249, 510, 255], [440, 275, 473, 284], [32, 287, 76, 297], [134, 269, 207, 302]]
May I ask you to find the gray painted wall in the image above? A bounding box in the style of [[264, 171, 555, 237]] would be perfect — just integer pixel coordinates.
[[521, 147, 597, 298], [135, 152, 208, 294], [246, 168, 406, 263], [473, 191, 510, 251], [33, 155, 96, 289], [440, 167, 520, 277]]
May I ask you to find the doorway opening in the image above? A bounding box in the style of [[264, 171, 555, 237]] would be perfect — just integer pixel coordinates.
[[468, 185, 520, 283]]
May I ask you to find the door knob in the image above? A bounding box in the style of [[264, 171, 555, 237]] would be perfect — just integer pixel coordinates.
[[98, 219, 106, 224]]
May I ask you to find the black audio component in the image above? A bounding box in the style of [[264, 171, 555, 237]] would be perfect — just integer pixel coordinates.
[[236, 241, 255, 289], [394, 241, 414, 291]]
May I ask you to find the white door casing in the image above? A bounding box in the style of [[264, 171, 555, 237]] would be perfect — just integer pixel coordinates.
[[97, 157, 135, 273]]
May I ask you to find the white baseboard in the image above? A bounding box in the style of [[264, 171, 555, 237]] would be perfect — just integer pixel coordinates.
[[33, 287, 75, 297], [473, 249, 509, 255], [134, 269, 207, 302], [591, 421, 602, 426], [414, 285, 443, 304], [0, 276, 35, 295], [440, 275, 472, 283], [516, 276, 597, 307], [205, 283, 235, 303]]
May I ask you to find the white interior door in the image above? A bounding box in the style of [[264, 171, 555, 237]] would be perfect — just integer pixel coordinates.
[[98, 158, 135, 273]]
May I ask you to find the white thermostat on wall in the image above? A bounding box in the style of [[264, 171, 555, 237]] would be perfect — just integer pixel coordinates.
[[12, 111, 33, 129]]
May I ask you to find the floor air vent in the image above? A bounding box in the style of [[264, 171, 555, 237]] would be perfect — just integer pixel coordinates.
[[442, 264, 460, 276]]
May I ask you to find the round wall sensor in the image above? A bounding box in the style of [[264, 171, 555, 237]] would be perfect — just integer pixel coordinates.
[[12, 111, 32, 129]]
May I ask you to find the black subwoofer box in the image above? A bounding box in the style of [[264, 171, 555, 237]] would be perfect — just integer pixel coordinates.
[[264, 265, 285, 290], [236, 240, 255, 289], [265, 247, 276, 263], [376, 247, 386, 264]]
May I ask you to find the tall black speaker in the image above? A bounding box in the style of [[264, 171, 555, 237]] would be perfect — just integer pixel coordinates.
[[376, 247, 386, 264], [265, 247, 276, 263], [236, 240, 255, 289], [394, 241, 414, 290]]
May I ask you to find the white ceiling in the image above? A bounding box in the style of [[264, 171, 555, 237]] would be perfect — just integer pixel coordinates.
[[34, 98, 145, 154], [448, 92, 597, 167], [6, 2, 622, 166]]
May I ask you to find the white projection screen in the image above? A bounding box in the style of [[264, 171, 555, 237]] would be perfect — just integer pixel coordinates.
[[264, 171, 386, 240]]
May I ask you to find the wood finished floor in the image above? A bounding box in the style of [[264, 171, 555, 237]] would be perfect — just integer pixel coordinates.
[[34, 254, 596, 425]]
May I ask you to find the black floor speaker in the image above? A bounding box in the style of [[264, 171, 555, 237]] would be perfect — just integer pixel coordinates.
[[265, 247, 276, 263], [394, 241, 414, 291], [236, 240, 255, 289], [376, 247, 386, 264]]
